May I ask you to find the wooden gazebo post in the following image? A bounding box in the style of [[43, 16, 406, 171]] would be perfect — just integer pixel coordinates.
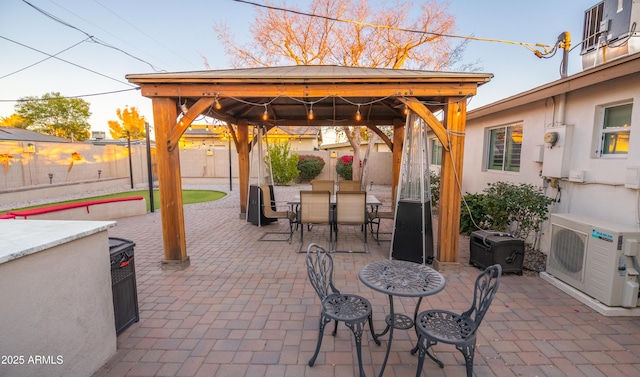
[[435, 98, 467, 271], [152, 97, 189, 269], [237, 120, 250, 215], [391, 118, 405, 207]]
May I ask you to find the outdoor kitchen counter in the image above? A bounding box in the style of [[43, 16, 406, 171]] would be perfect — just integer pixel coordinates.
[[0, 219, 115, 263], [0, 219, 118, 377]]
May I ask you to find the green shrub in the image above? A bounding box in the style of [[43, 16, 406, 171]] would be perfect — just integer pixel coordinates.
[[336, 155, 354, 180], [429, 170, 440, 209], [459, 193, 491, 235], [459, 181, 553, 240], [297, 155, 325, 182], [266, 142, 299, 185]]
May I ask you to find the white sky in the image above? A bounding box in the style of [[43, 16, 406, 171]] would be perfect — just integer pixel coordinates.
[[0, 0, 598, 138]]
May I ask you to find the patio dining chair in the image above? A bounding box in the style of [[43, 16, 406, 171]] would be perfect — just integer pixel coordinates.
[[412, 264, 502, 377], [337, 180, 361, 191], [258, 185, 297, 243], [297, 190, 333, 252], [334, 191, 368, 253], [368, 207, 394, 244], [305, 243, 379, 377], [311, 179, 335, 195]]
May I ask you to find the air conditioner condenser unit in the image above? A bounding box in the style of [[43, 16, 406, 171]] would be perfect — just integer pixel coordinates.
[[547, 213, 640, 308]]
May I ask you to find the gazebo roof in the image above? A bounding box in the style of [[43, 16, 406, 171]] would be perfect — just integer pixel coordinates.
[[125, 64, 493, 269], [127, 65, 492, 127]]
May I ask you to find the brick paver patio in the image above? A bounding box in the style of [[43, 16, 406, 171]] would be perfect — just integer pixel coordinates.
[[92, 184, 640, 377]]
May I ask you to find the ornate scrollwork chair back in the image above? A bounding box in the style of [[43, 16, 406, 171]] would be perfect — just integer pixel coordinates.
[[306, 244, 338, 300], [305, 243, 379, 377], [413, 264, 502, 377]]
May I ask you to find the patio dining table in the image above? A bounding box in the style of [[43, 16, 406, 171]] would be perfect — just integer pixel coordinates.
[[359, 259, 445, 377], [287, 193, 382, 208]]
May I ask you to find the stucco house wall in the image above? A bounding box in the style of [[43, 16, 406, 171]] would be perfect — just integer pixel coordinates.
[[462, 54, 640, 254]]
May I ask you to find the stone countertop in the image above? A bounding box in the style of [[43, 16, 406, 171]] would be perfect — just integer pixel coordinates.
[[0, 220, 116, 264]]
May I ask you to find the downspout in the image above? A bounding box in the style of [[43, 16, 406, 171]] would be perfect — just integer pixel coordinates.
[[554, 93, 567, 126]]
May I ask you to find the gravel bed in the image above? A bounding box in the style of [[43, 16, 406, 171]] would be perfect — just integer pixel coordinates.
[[522, 246, 547, 277]]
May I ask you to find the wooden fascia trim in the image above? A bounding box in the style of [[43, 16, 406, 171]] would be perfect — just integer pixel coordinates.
[[137, 83, 479, 98]]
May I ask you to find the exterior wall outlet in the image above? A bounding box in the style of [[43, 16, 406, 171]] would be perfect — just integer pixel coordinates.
[[568, 170, 586, 183], [625, 167, 640, 189], [533, 145, 544, 163]]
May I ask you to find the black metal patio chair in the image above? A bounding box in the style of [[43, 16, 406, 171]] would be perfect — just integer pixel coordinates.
[[413, 264, 502, 377], [305, 243, 379, 377]]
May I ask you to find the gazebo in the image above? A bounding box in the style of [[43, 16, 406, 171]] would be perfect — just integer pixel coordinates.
[[126, 65, 492, 270]]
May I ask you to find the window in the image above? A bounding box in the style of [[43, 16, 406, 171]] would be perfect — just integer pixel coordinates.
[[430, 138, 443, 166], [486, 124, 522, 172], [599, 103, 632, 156]]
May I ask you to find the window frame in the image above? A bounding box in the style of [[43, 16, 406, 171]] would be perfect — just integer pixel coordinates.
[[430, 138, 443, 166], [484, 123, 523, 173], [593, 101, 632, 158]]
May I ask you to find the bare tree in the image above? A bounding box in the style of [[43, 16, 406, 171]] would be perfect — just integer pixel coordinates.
[[214, 0, 469, 181]]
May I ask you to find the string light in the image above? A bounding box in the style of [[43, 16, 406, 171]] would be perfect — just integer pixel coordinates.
[[205, 124, 209, 131], [178, 91, 467, 123], [188, 124, 192, 131]]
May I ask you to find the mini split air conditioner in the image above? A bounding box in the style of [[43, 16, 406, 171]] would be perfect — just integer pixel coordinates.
[[547, 213, 640, 308]]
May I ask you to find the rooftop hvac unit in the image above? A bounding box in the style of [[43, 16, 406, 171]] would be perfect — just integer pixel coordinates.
[[581, 0, 640, 68], [547, 213, 640, 308]]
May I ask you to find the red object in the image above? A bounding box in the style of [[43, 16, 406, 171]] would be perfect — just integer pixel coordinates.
[[8, 196, 144, 219]]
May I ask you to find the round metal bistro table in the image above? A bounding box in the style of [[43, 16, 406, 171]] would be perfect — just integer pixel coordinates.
[[359, 259, 446, 377]]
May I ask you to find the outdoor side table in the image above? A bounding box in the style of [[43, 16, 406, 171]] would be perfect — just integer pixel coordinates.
[[359, 259, 445, 377]]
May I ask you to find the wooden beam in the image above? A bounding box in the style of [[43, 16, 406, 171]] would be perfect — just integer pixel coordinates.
[[367, 125, 393, 150], [237, 120, 250, 215], [167, 98, 215, 151], [399, 97, 450, 151], [138, 83, 479, 98], [435, 98, 466, 272], [152, 97, 189, 269]]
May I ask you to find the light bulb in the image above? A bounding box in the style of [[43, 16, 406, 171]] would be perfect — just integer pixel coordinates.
[[215, 98, 222, 110], [262, 106, 269, 121], [205, 124, 209, 131], [308, 107, 314, 120], [403, 105, 409, 115], [188, 125, 192, 131], [355, 106, 362, 121]]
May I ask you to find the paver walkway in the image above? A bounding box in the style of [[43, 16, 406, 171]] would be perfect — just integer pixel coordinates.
[[92, 184, 640, 377]]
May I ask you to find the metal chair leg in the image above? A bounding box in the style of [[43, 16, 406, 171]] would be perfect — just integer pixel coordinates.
[[309, 314, 331, 367], [345, 320, 367, 377]]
